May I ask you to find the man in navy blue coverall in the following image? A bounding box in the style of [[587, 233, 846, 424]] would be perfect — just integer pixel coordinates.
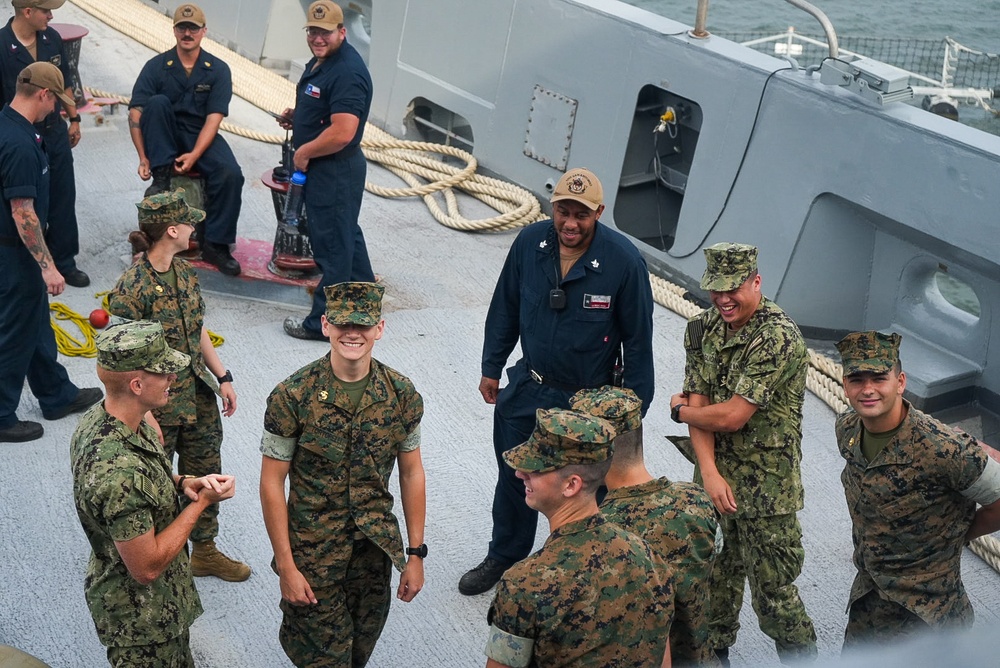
[[0, 0, 89, 288], [127, 3, 243, 276], [459, 167, 656, 595], [279, 0, 376, 341], [0, 62, 101, 443]]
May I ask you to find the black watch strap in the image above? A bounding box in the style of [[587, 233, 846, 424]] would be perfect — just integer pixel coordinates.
[[405, 543, 428, 558], [670, 403, 683, 424], [216, 369, 233, 384], [68, 115, 81, 123]]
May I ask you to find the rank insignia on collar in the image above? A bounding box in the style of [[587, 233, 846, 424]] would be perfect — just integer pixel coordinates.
[[319, 390, 329, 400], [154, 285, 164, 293], [166, 60, 174, 66], [539, 240, 547, 249], [591, 259, 600, 269], [204, 62, 211, 67]]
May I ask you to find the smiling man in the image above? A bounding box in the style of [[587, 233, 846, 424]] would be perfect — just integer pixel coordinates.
[[127, 3, 244, 276], [260, 281, 426, 667], [835, 331, 1000, 649], [460, 167, 655, 596], [669, 242, 816, 665]]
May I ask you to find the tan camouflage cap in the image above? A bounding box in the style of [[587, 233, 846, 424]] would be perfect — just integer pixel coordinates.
[[700, 242, 758, 292], [305, 0, 344, 29], [550, 168, 603, 211], [13, 0, 66, 9], [96, 321, 190, 374], [173, 3, 206, 27], [17, 62, 74, 108], [504, 408, 617, 473], [136, 190, 205, 228], [836, 331, 902, 376], [324, 281, 384, 326], [570, 385, 642, 434]]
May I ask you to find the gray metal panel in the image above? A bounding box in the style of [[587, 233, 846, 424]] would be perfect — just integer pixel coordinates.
[[397, 0, 516, 105], [523, 85, 578, 170]]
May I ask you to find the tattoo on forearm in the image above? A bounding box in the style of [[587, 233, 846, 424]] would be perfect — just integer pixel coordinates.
[[11, 198, 54, 268], [129, 118, 141, 129]]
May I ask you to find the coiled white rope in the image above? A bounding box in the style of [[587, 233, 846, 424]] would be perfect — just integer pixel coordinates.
[[69, 0, 1000, 568]]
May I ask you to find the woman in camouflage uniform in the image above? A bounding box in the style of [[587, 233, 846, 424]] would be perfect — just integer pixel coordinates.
[[107, 189, 250, 582]]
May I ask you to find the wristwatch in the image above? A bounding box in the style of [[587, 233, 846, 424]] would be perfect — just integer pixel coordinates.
[[670, 403, 683, 424], [68, 115, 81, 123], [216, 369, 234, 384], [405, 544, 428, 559]]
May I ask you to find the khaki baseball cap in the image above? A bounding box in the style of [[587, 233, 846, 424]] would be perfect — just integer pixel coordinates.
[[97, 321, 190, 374], [700, 242, 758, 292], [503, 408, 616, 473], [136, 190, 205, 227], [12, 0, 66, 9], [17, 62, 74, 108], [836, 331, 902, 376], [305, 0, 345, 30], [570, 386, 642, 434], [325, 282, 384, 326], [173, 3, 206, 27], [550, 168, 603, 211]]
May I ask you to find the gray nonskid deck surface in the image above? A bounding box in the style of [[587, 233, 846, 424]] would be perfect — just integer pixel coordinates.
[[1, 3, 999, 666]]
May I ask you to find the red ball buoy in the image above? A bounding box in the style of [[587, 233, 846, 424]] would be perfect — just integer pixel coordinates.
[[89, 309, 110, 329]]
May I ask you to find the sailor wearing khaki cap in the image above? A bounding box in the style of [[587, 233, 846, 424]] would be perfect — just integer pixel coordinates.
[[128, 2, 244, 276], [835, 331, 1000, 647], [1, 0, 91, 287], [0, 60, 102, 444], [485, 408, 672, 667], [460, 166, 655, 596], [280, 0, 378, 341], [669, 241, 817, 663], [71, 320, 238, 664]]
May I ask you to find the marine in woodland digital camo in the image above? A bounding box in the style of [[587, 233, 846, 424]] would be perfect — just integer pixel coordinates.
[[486, 408, 672, 667], [835, 330, 1000, 649], [572, 385, 721, 666], [260, 281, 427, 667], [669, 243, 816, 665]]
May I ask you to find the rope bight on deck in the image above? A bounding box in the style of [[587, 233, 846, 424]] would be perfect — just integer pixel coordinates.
[[66, 0, 1000, 569]]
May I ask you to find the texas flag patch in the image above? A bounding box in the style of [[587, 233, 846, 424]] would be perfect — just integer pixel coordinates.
[[583, 294, 611, 309], [305, 83, 321, 98]]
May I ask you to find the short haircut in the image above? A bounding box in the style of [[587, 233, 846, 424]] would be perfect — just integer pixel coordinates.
[[560, 459, 612, 495], [610, 424, 643, 467]]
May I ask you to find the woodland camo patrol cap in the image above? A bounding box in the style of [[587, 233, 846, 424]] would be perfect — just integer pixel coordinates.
[[836, 331, 902, 376], [17, 62, 74, 108], [136, 190, 205, 227], [700, 242, 758, 292], [305, 1, 344, 30], [551, 168, 603, 211], [504, 408, 616, 473], [325, 282, 384, 326], [570, 386, 642, 434], [97, 321, 190, 374], [173, 4, 206, 27]]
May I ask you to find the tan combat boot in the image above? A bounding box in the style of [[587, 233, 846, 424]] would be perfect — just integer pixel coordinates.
[[190, 540, 252, 582]]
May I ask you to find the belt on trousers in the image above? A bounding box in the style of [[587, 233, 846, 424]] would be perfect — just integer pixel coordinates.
[[527, 366, 609, 393]]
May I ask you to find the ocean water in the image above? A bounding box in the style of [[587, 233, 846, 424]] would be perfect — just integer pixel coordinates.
[[621, 0, 1000, 52]]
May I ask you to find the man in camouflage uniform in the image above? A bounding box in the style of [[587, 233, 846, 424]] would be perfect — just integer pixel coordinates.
[[836, 331, 1000, 649], [260, 281, 426, 667], [485, 408, 672, 667], [572, 386, 720, 666], [70, 320, 238, 666], [669, 243, 816, 665]]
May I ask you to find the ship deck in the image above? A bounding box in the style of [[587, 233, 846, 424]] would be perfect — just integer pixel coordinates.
[[1, 3, 999, 666]]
